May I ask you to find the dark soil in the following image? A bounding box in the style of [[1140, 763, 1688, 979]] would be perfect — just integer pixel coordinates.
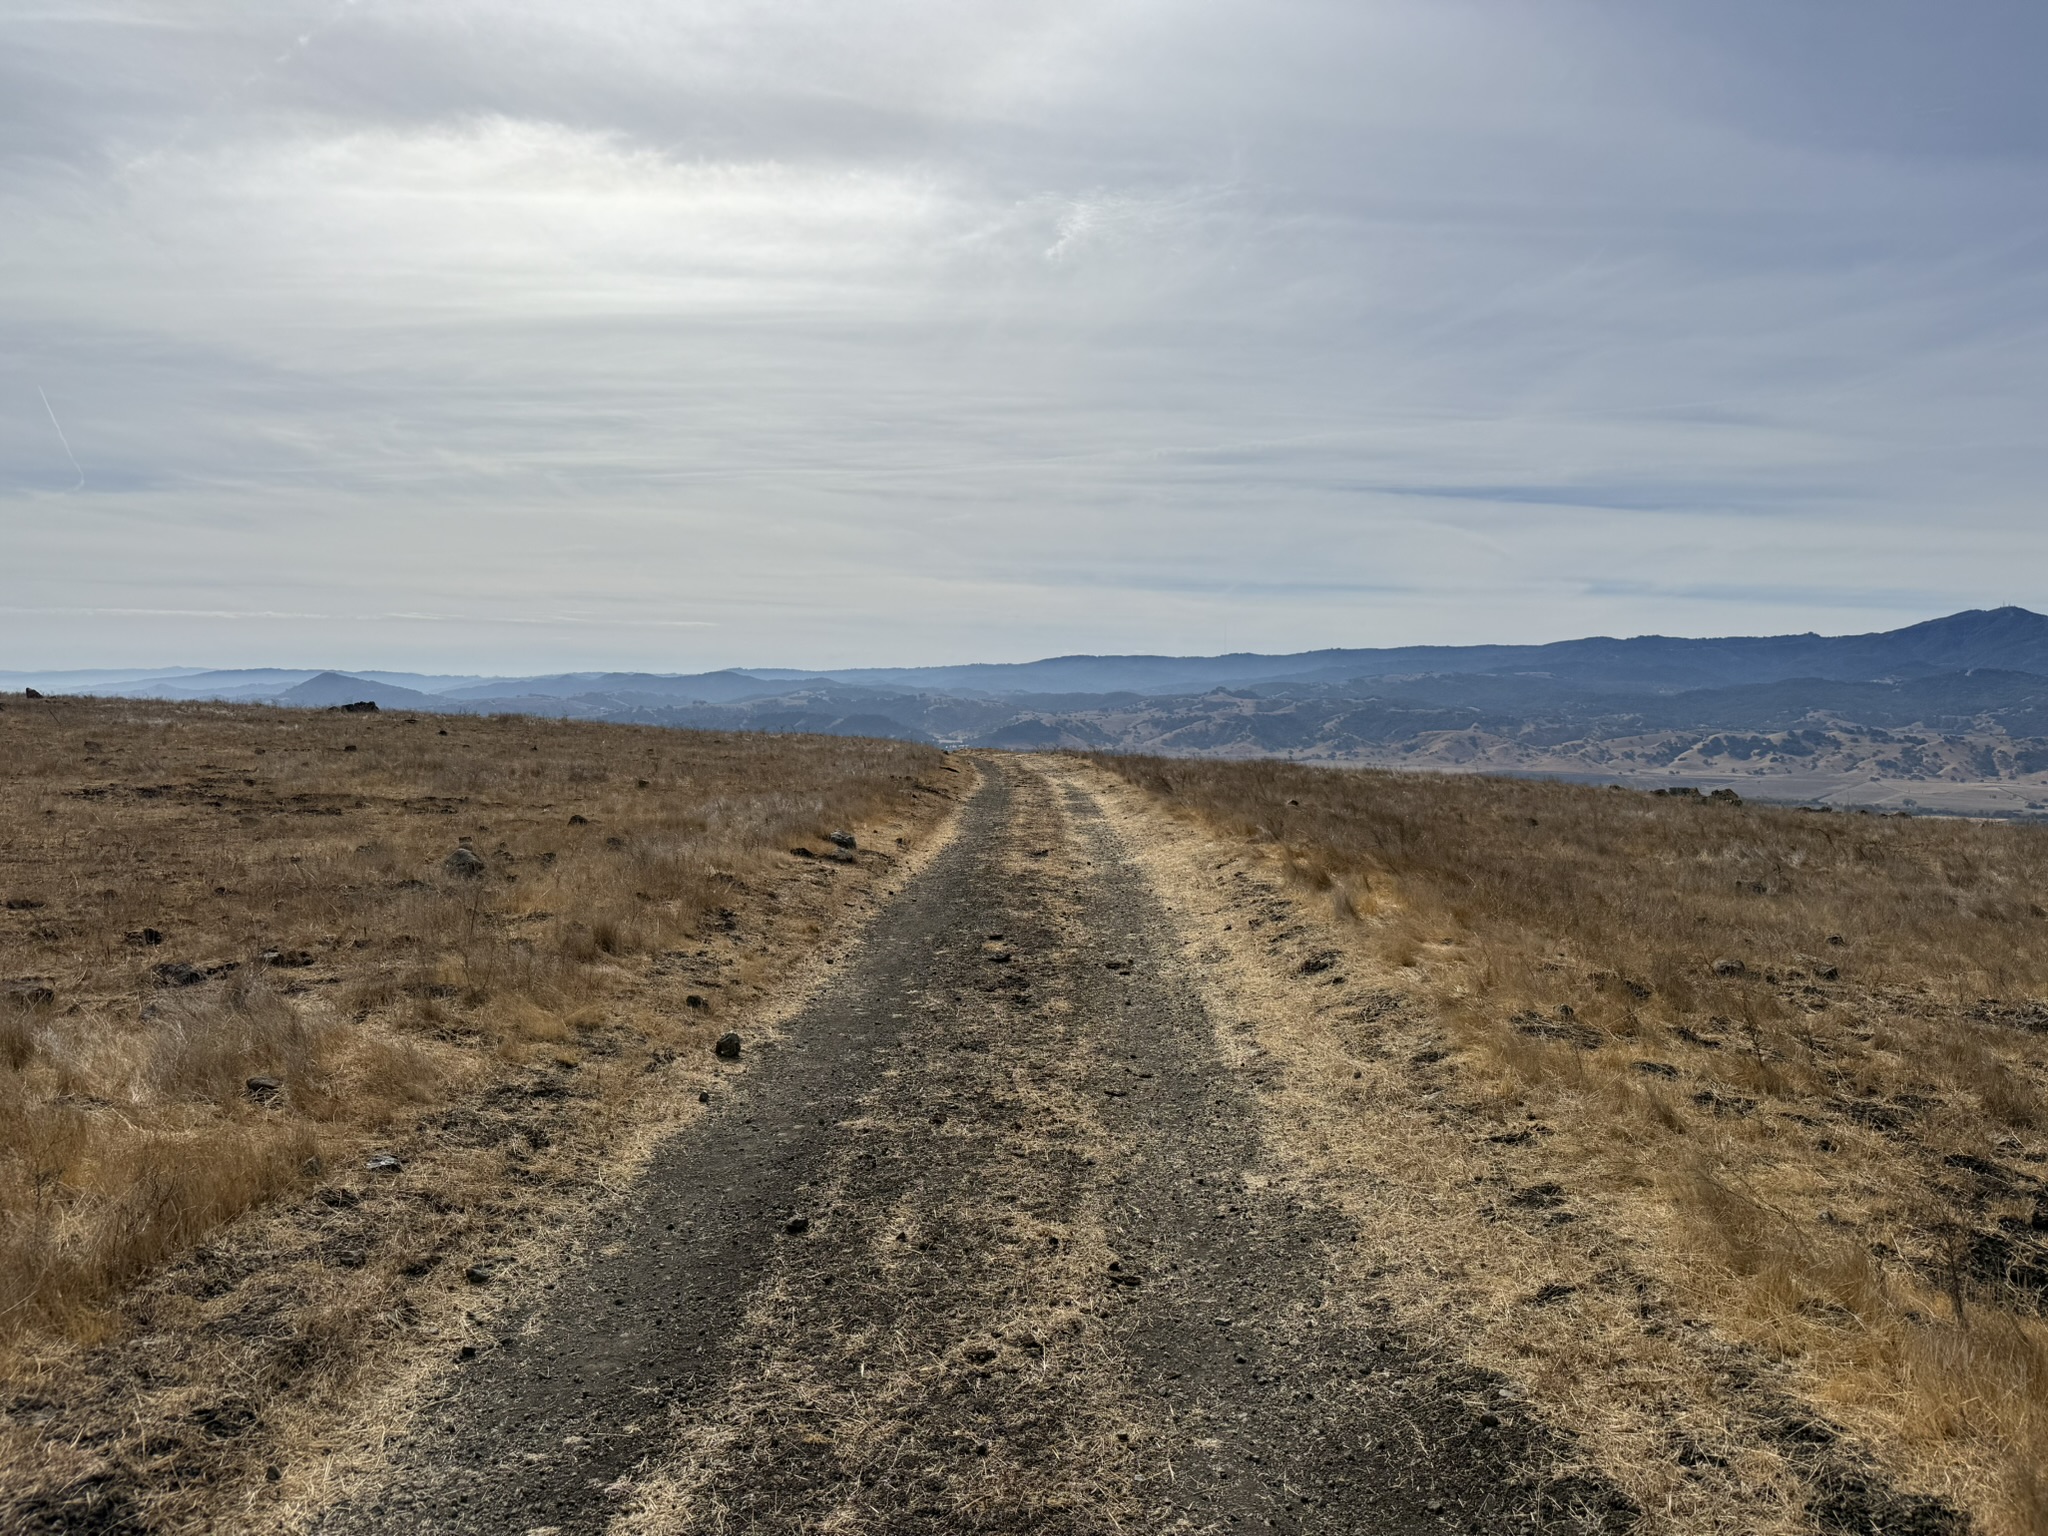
[[311, 757, 1636, 1534]]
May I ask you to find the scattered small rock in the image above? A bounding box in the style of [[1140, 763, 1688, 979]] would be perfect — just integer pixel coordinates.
[[245, 1076, 283, 1101], [714, 1032, 743, 1059], [828, 830, 857, 850], [790, 847, 815, 859], [364, 1153, 404, 1174], [153, 961, 206, 987], [4, 982, 55, 1008], [444, 847, 487, 879], [685, 994, 707, 1009], [1711, 958, 1747, 977], [784, 1215, 810, 1235], [23, 687, 43, 699], [568, 814, 589, 825], [466, 1265, 493, 1285], [124, 927, 164, 946]]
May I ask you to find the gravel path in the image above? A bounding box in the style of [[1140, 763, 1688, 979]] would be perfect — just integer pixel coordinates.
[[313, 757, 1631, 1535]]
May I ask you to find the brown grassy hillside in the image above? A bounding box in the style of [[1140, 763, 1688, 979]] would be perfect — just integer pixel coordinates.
[[1099, 753, 2048, 1534], [0, 694, 957, 1530]]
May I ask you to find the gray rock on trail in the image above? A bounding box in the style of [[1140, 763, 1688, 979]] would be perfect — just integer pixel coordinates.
[[714, 1031, 743, 1059], [827, 830, 857, 850], [443, 847, 486, 879]]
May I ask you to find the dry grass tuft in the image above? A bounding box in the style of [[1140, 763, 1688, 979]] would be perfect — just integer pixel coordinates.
[[1099, 753, 2048, 1535]]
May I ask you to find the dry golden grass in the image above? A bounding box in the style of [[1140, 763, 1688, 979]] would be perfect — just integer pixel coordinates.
[[1096, 754, 2048, 1534], [0, 693, 956, 1529]]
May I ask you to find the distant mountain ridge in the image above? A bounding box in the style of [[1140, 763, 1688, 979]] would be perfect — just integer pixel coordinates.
[[20, 608, 2048, 810], [749, 605, 2048, 695], [17, 606, 2048, 706]]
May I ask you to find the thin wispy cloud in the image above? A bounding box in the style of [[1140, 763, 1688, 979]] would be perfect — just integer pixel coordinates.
[[4, 1, 2045, 670]]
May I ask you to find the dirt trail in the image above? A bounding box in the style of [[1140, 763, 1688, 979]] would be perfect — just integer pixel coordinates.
[[309, 757, 1630, 1535]]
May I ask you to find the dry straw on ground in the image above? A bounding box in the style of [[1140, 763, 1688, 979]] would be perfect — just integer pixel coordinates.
[[0, 694, 955, 1531], [1098, 754, 2048, 1535]]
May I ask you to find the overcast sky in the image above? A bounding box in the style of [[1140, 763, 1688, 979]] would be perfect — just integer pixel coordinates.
[[5, 1, 2047, 672]]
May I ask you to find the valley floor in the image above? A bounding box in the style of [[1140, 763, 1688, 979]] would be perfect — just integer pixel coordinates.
[[1296, 758, 2048, 817]]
